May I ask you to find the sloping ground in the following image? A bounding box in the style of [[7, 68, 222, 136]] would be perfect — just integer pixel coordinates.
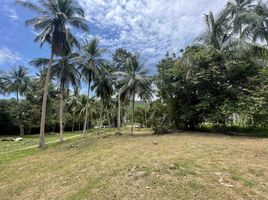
[[0, 133, 80, 153], [0, 130, 267, 200]]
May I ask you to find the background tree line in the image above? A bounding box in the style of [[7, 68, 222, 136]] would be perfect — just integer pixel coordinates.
[[1, 0, 268, 143], [0, 0, 153, 148]]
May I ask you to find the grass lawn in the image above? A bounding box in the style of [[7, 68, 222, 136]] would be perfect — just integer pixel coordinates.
[[0, 128, 267, 200], [0, 132, 82, 153]]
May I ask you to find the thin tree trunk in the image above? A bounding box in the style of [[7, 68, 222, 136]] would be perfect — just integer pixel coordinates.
[[131, 93, 135, 135], [16, 91, 19, 102], [100, 103, 103, 128], [59, 83, 64, 143], [117, 93, 121, 133], [98, 102, 103, 134], [72, 118, 75, 132], [83, 81, 91, 137], [16, 91, 25, 136], [39, 52, 54, 148], [106, 108, 111, 127], [145, 107, 147, 128]]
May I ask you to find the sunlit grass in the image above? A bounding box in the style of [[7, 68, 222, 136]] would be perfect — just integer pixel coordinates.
[[0, 129, 267, 200]]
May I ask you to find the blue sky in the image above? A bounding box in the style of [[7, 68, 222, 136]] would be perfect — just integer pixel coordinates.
[[0, 0, 228, 75]]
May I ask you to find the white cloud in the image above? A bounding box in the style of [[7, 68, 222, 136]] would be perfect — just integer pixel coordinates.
[[78, 0, 228, 68], [0, 47, 22, 66]]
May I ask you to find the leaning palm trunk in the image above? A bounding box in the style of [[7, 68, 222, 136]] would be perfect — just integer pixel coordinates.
[[131, 93, 135, 135], [39, 53, 54, 148], [83, 81, 91, 137], [117, 93, 121, 133], [59, 83, 64, 143]]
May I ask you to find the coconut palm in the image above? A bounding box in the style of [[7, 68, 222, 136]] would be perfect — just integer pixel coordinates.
[[198, 3, 268, 59], [138, 82, 154, 128], [5, 66, 29, 101], [92, 64, 114, 131], [223, 0, 254, 38], [17, 0, 88, 148], [115, 55, 151, 134], [5, 66, 29, 136], [31, 53, 80, 142], [197, 11, 230, 49], [73, 95, 88, 127], [116, 89, 123, 133], [73, 95, 99, 130], [66, 87, 81, 132], [242, 1, 268, 44], [79, 38, 106, 137]]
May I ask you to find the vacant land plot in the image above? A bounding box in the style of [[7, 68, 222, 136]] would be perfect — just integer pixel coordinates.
[[0, 129, 267, 200]]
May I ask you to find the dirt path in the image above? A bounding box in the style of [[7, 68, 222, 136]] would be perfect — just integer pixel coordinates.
[[0, 135, 81, 155]]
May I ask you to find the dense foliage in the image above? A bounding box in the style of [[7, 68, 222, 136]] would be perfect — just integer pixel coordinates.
[[156, 46, 268, 131]]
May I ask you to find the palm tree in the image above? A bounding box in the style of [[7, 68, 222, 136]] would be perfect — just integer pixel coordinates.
[[17, 0, 88, 148], [92, 64, 114, 132], [73, 95, 98, 130], [31, 53, 80, 142], [73, 95, 88, 127], [197, 11, 230, 49], [5, 66, 29, 136], [5, 66, 29, 101], [117, 88, 122, 133], [223, 0, 254, 38], [66, 87, 81, 132], [242, 1, 268, 44], [79, 38, 106, 137], [198, 3, 268, 59], [138, 82, 154, 128], [115, 55, 151, 134]]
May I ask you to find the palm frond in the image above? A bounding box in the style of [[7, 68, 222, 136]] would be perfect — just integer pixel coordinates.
[[16, 0, 49, 14]]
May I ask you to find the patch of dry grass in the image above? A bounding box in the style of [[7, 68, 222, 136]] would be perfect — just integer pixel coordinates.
[[0, 129, 267, 200]]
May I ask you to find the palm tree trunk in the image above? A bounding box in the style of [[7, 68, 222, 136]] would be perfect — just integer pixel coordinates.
[[106, 108, 111, 127], [145, 107, 147, 128], [59, 83, 64, 143], [16, 91, 19, 102], [131, 93, 135, 135], [72, 117, 75, 132], [98, 102, 103, 134], [16, 91, 25, 136], [83, 80, 91, 137], [39, 52, 54, 148], [117, 93, 121, 133]]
